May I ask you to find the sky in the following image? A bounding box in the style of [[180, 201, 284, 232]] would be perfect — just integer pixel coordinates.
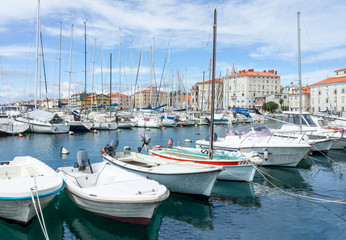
[[0, 0, 346, 104]]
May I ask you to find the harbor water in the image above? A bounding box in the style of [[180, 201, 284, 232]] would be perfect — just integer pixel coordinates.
[[0, 122, 345, 240]]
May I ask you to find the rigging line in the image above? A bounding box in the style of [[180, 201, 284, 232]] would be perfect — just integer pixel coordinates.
[[156, 55, 167, 107], [269, 16, 295, 68], [40, 31, 49, 110]]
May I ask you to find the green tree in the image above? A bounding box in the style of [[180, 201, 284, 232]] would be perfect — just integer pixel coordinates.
[[262, 101, 279, 113]]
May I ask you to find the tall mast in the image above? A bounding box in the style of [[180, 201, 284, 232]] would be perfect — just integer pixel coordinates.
[[110, 53, 112, 108], [297, 11, 302, 132], [83, 21, 87, 115], [149, 37, 154, 107], [130, 41, 133, 111], [209, 8, 217, 159], [91, 38, 96, 108], [207, 58, 211, 111], [68, 24, 73, 111], [100, 47, 103, 110], [167, 40, 171, 109], [201, 71, 205, 111], [58, 21, 62, 105], [118, 28, 121, 108], [34, 0, 40, 109], [185, 69, 188, 111]]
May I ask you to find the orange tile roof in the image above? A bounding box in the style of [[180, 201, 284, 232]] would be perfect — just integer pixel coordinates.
[[311, 76, 346, 86], [289, 86, 310, 95], [335, 68, 346, 72], [196, 78, 223, 85], [107, 93, 128, 97], [135, 89, 167, 94], [228, 69, 279, 78]]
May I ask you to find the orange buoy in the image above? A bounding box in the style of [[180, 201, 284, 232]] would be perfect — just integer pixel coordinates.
[[243, 122, 246, 125], [94, 129, 98, 134], [18, 133, 24, 138], [101, 147, 105, 153], [180, 125, 183, 128], [258, 120, 260, 123]]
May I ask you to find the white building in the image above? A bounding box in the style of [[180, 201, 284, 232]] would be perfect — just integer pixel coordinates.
[[194, 78, 223, 111], [288, 86, 311, 112], [223, 69, 281, 109], [310, 68, 346, 114]]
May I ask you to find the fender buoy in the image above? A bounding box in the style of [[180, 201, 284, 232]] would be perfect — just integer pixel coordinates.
[[93, 130, 98, 134], [243, 122, 246, 125], [18, 133, 24, 138]]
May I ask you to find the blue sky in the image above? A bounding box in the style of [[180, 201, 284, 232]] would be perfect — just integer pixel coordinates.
[[0, 0, 346, 104]]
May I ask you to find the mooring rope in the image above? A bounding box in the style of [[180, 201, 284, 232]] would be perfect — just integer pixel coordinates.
[[30, 185, 49, 240]]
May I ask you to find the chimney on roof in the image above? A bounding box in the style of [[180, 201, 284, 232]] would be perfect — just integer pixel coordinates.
[[275, 71, 277, 75], [248, 69, 254, 72], [264, 70, 266, 72]]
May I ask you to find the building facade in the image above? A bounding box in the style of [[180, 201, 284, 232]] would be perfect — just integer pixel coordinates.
[[223, 69, 281, 109], [133, 87, 168, 109], [288, 86, 311, 112], [194, 78, 223, 111], [310, 68, 346, 114]]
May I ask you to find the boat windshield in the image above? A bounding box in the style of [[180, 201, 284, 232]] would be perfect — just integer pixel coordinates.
[[228, 125, 272, 137], [303, 114, 317, 127]]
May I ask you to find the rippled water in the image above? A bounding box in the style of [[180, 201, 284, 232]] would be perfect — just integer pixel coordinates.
[[0, 122, 345, 240]]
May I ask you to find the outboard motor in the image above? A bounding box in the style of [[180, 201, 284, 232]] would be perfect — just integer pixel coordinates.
[[167, 138, 173, 148], [205, 132, 218, 142], [138, 135, 151, 153], [74, 149, 92, 173], [105, 139, 119, 157]]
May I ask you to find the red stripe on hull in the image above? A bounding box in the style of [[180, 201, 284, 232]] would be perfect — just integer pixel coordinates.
[[150, 152, 249, 166]]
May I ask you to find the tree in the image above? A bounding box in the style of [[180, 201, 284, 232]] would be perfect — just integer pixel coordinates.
[[279, 98, 284, 107], [262, 101, 279, 113]]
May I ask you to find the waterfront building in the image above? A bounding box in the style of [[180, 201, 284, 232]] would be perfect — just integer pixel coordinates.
[[194, 78, 223, 111], [223, 69, 281, 109], [107, 93, 130, 110], [310, 68, 346, 114], [288, 86, 311, 112], [133, 87, 168, 109], [70, 92, 92, 108]]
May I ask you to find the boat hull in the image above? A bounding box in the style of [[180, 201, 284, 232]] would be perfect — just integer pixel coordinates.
[[64, 188, 159, 225], [0, 194, 56, 225], [69, 121, 93, 132], [103, 154, 221, 197], [150, 150, 256, 182], [92, 122, 117, 130]]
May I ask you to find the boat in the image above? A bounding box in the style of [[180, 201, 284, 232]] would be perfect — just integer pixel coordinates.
[[0, 117, 29, 135], [0, 156, 64, 225], [16, 109, 70, 134], [196, 125, 312, 167], [102, 138, 223, 198], [57, 149, 169, 225], [150, 145, 262, 182], [280, 111, 346, 150]]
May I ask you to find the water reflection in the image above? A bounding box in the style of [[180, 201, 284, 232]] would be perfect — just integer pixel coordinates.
[[151, 193, 213, 231], [0, 198, 63, 240], [210, 181, 261, 207], [254, 167, 311, 191], [57, 192, 156, 240]]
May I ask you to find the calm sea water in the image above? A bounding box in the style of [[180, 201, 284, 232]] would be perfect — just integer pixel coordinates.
[[0, 122, 345, 240]]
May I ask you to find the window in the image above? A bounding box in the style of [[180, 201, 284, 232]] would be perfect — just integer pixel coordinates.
[[242, 93, 244, 96], [318, 91, 321, 96], [334, 89, 337, 94], [342, 89, 345, 94], [326, 98, 328, 103]]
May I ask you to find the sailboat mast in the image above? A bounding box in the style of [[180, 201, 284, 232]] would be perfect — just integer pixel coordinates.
[[68, 24, 73, 111], [58, 21, 62, 105], [119, 28, 121, 108], [297, 11, 302, 132], [34, 0, 40, 109], [84, 21, 87, 115], [91, 38, 96, 108], [209, 8, 217, 159], [100, 47, 103, 110], [110, 53, 112, 108], [167, 40, 171, 109], [201, 71, 205, 111]]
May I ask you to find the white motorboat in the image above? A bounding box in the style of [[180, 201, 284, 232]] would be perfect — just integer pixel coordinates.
[[16, 109, 69, 134], [102, 139, 223, 198], [88, 112, 118, 130], [280, 111, 346, 150], [0, 117, 29, 135], [196, 125, 312, 167], [149, 146, 262, 182], [132, 111, 163, 128], [57, 150, 169, 225], [0, 156, 64, 225]]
